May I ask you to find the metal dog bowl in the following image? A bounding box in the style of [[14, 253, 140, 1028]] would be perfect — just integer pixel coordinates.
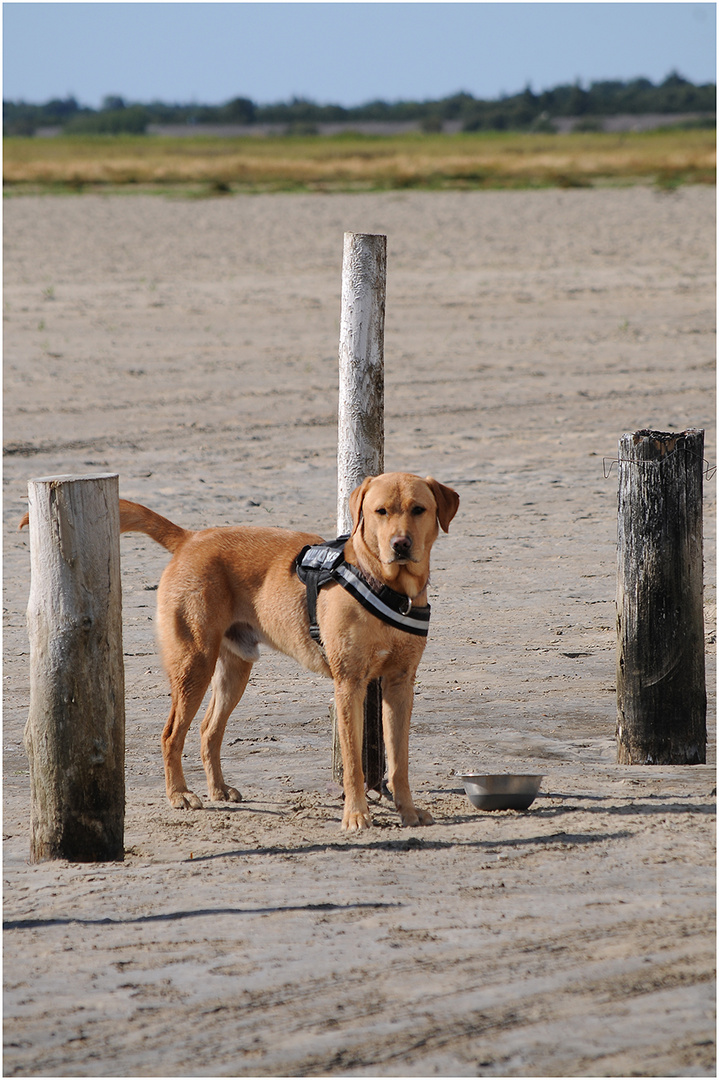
[[459, 773, 544, 811]]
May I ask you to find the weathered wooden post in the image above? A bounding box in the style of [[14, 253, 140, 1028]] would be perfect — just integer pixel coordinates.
[[336, 232, 386, 530], [24, 474, 126, 861], [616, 429, 707, 764], [333, 232, 387, 791]]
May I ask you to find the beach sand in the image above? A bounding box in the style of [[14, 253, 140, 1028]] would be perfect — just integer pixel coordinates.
[[3, 187, 715, 1076]]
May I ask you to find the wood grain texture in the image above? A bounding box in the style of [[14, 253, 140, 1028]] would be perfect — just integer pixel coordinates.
[[616, 430, 706, 764], [24, 474, 126, 860]]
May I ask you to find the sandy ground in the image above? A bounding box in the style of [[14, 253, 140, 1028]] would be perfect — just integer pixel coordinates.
[[3, 187, 716, 1078]]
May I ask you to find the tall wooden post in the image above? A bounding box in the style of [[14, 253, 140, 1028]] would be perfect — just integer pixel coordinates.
[[336, 232, 386, 530], [24, 474, 126, 861], [616, 429, 707, 764], [333, 232, 386, 792]]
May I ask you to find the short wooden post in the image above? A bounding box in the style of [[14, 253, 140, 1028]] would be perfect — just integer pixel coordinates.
[[616, 429, 707, 764], [24, 474, 126, 861], [333, 232, 387, 792]]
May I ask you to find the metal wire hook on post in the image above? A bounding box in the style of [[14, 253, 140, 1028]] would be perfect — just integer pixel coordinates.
[[603, 451, 716, 482]]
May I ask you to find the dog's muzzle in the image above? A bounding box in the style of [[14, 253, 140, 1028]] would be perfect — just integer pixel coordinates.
[[390, 535, 413, 561]]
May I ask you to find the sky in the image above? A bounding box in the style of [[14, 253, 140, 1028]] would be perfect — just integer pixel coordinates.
[[3, 2, 716, 110]]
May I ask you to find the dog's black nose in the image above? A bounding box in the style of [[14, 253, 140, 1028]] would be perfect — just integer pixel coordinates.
[[391, 535, 412, 558]]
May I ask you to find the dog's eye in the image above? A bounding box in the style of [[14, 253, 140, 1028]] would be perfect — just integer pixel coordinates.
[[411, 505, 427, 516], [375, 507, 388, 516]]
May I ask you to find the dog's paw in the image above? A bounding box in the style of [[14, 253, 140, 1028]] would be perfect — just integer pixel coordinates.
[[170, 790, 204, 810], [209, 785, 243, 803], [341, 808, 372, 832], [399, 805, 434, 827]]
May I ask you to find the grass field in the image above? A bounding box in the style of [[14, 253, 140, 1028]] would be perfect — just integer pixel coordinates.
[[3, 129, 715, 193]]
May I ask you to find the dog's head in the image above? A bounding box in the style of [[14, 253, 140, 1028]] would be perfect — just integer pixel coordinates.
[[348, 472, 459, 595]]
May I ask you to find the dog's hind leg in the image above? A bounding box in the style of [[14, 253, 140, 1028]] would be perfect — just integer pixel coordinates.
[[200, 647, 253, 802], [162, 647, 219, 809]]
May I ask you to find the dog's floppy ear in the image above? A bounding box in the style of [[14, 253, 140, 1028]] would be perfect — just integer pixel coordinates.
[[425, 478, 460, 533], [348, 476, 375, 535]]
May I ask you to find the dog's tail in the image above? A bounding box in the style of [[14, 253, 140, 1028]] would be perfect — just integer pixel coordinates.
[[18, 499, 190, 555], [118, 499, 189, 553]]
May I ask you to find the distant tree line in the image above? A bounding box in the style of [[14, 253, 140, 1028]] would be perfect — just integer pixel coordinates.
[[4, 73, 715, 136]]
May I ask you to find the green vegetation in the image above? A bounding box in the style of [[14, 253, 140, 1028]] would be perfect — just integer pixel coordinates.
[[3, 73, 715, 137], [3, 129, 714, 194]]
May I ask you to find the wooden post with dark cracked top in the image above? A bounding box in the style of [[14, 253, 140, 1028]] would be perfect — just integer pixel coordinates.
[[616, 429, 706, 765]]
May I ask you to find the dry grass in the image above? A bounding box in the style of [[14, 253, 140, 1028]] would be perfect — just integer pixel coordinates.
[[3, 129, 715, 192]]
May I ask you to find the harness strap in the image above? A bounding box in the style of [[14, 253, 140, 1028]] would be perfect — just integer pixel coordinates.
[[333, 563, 431, 635], [296, 535, 348, 645], [296, 536, 431, 646]]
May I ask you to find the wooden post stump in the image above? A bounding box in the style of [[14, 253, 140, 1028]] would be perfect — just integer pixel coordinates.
[[333, 232, 387, 792], [616, 429, 707, 764], [24, 474, 126, 861]]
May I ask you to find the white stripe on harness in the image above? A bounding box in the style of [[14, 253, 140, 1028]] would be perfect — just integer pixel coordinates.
[[295, 537, 431, 640], [333, 563, 431, 635]]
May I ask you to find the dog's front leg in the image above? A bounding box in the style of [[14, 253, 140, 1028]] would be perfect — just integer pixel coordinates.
[[333, 680, 372, 831], [381, 674, 434, 827]]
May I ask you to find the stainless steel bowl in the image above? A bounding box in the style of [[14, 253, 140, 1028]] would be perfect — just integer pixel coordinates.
[[459, 773, 544, 811]]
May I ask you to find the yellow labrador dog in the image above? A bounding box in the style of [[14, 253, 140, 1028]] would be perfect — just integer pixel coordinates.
[[24, 472, 458, 831]]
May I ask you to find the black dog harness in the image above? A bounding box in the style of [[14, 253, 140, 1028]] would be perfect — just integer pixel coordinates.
[[295, 536, 431, 646]]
